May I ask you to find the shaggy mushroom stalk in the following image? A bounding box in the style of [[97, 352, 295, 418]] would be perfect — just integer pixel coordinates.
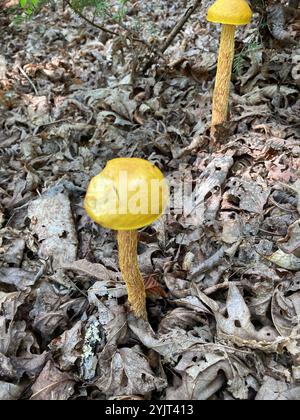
[[84, 158, 168, 320], [117, 230, 147, 319], [207, 0, 253, 136]]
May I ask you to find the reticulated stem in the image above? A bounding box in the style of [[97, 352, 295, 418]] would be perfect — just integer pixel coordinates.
[[211, 24, 236, 136], [117, 230, 147, 319]]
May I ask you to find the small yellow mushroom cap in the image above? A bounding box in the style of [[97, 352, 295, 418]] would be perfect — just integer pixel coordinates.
[[84, 158, 169, 231], [207, 0, 252, 25]]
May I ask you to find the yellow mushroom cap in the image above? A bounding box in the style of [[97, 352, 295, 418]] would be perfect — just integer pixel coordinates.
[[84, 158, 169, 231], [207, 0, 252, 25]]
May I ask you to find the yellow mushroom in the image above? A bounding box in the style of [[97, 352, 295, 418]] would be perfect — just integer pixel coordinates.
[[84, 158, 169, 319], [207, 0, 253, 135]]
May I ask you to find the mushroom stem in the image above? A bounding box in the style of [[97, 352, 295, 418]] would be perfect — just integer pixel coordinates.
[[117, 230, 147, 319], [211, 24, 236, 135]]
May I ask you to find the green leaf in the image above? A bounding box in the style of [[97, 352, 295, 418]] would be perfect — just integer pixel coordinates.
[[19, 0, 43, 15]]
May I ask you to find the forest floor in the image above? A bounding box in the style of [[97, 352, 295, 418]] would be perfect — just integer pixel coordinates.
[[0, 0, 300, 400]]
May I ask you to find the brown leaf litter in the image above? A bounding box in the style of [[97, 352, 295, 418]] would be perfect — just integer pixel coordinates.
[[0, 0, 300, 400]]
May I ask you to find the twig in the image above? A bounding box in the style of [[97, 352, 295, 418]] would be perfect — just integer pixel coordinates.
[[65, 1, 163, 61], [269, 196, 298, 213], [102, 9, 166, 59], [29, 380, 73, 400], [104, 10, 140, 40], [257, 227, 282, 236], [17, 65, 38, 95], [203, 281, 243, 295], [190, 246, 225, 279], [142, 0, 202, 72], [66, 0, 201, 74], [161, 0, 202, 54], [65, 0, 118, 36]]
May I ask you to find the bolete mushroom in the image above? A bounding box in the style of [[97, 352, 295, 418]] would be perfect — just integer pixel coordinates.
[[84, 158, 169, 320], [207, 0, 253, 135]]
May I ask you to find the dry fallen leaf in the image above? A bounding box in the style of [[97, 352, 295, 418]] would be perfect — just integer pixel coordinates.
[[1, 0, 300, 400], [267, 249, 300, 271], [256, 376, 300, 401], [28, 190, 78, 268], [30, 361, 75, 400], [96, 345, 167, 397]]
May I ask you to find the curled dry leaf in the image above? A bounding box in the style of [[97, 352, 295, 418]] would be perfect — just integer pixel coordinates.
[[88, 280, 127, 299], [166, 349, 254, 400], [267, 5, 297, 45], [144, 275, 167, 299], [0, 290, 28, 321], [0, 353, 16, 381], [158, 307, 208, 334], [278, 220, 300, 257], [29, 281, 69, 341], [247, 280, 274, 322], [0, 228, 26, 266], [166, 352, 231, 400], [128, 316, 208, 363], [62, 258, 126, 298], [271, 281, 300, 337], [0, 290, 38, 360], [232, 85, 298, 106], [11, 352, 49, 380]]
